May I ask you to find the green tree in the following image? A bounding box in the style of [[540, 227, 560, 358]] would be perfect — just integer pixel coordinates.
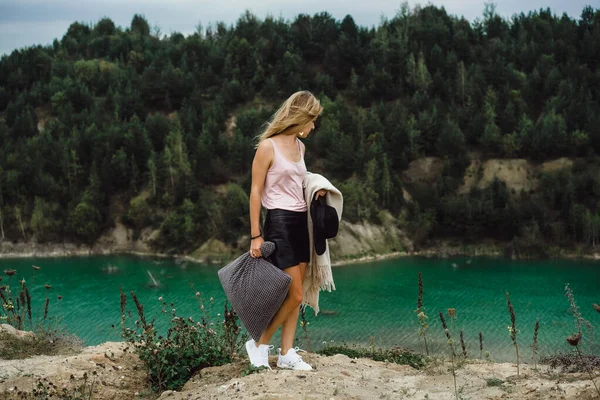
[[436, 118, 466, 158], [406, 53, 417, 89], [416, 52, 433, 91], [221, 183, 250, 243], [0, 167, 4, 240], [165, 119, 192, 177], [14, 206, 27, 240], [30, 197, 60, 242], [145, 113, 171, 152], [147, 152, 158, 197], [68, 201, 102, 244], [0, 87, 9, 111], [128, 195, 151, 230], [455, 61, 467, 106], [110, 148, 129, 189], [406, 115, 421, 159], [94, 17, 116, 36], [337, 178, 379, 223], [160, 199, 197, 250], [74, 60, 100, 88], [131, 14, 150, 36], [480, 88, 502, 154], [532, 108, 568, 159]]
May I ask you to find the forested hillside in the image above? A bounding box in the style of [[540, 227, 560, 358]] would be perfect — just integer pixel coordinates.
[[0, 5, 599, 254]]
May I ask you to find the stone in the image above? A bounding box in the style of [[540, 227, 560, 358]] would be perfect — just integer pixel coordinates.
[[0, 324, 36, 339]]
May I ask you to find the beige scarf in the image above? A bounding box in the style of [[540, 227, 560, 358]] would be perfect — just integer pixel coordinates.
[[302, 172, 344, 315]]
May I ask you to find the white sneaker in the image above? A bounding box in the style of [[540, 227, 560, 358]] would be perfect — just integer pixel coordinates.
[[245, 339, 272, 369], [277, 347, 313, 370]]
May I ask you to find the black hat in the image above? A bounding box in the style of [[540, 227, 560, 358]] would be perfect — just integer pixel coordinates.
[[311, 195, 339, 256]]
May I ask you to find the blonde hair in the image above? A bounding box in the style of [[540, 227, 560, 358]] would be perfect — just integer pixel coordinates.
[[255, 90, 323, 148]]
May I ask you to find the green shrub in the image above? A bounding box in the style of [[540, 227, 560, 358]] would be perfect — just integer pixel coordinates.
[[318, 342, 429, 370], [486, 378, 504, 387], [120, 289, 247, 392]]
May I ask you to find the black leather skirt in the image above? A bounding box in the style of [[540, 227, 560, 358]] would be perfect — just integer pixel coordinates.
[[263, 208, 310, 270]]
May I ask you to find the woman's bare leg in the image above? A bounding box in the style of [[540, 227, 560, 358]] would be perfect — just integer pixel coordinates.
[[257, 264, 303, 345], [280, 262, 307, 354]]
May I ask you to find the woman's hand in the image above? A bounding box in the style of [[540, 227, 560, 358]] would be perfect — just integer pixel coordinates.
[[249, 236, 264, 258], [315, 189, 328, 200]]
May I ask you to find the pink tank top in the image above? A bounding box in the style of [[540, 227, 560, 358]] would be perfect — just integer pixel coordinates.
[[261, 137, 307, 212]]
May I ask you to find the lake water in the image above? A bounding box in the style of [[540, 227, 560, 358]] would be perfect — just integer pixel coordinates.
[[1, 255, 598, 362]]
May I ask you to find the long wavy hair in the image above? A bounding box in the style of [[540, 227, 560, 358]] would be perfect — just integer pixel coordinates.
[[254, 90, 323, 148]]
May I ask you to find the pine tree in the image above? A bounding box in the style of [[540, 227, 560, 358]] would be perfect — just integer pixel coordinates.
[[15, 206, 27, 240], [406, 53, 417, 89], [162, 147, 175, 190], [416, 52, 432, 91], [456, 61, 466, 106], [380, 154, 392, 209], [30, 197, 45, 238], [0, 167, 4, 240], [481, 87, 502, 153], [147, 152, 158, 197], [407, 115, 421, 159], [166, 119, 192, 177]]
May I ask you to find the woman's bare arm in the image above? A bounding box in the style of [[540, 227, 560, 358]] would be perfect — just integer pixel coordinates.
[[249, 140, 273, 257]]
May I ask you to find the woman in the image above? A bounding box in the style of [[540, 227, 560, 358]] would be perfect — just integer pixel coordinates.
[[246, 90, 325, 371]]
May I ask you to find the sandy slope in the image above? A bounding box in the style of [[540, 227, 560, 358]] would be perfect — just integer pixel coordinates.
[[2, 341, 599, 400], [159, 352, 599, 400]]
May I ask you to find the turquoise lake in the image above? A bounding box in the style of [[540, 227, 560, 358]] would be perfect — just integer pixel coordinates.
[[1, 255, 598, 363]]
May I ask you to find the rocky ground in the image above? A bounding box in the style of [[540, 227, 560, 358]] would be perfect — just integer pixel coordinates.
[[0, 341, 150, 399], [1, 341, 599, 400]]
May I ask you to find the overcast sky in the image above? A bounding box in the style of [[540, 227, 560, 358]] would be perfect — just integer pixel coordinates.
[[0, 0, 594, 56]]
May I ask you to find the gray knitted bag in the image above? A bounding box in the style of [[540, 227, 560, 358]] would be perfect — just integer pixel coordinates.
[[218, 241, 291, 342]]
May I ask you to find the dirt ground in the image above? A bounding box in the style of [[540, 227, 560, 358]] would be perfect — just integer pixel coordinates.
[[2, 341, 599, 400], [159, 352, 600, 400]]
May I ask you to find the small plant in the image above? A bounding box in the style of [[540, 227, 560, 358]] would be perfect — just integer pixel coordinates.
[[542, 353, 600, 371], [439, 311, 458, 400], [1, 271, 25, 329], [565, 283, 594, 354], [241, 364, 269, 376], [446, 308, 463, 364], [460, 329, 467, 359], [299, 305, 312, 352], [220, 300, 246, 360], [0, 269, 57, 331], [532, 319, 540, 370], [479, 332, 483, 360], [486, 377, 504, 387], [415, 272, 429, 355], [1, 373, 97, 399], [566, 332, 600, 398], [505, 291, 520, 376]]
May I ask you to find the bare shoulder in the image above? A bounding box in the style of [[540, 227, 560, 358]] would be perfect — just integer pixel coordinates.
[[256, 138, 273, 154], [254, 139, 274, 163]]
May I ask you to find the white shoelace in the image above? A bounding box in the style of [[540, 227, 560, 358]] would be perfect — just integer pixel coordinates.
[[263, 345, 274, 358], [284, 347, 308, 365], [292, 347, 307, 354]]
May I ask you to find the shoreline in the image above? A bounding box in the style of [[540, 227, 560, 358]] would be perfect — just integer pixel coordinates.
[[1, 241, 598, 265]]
